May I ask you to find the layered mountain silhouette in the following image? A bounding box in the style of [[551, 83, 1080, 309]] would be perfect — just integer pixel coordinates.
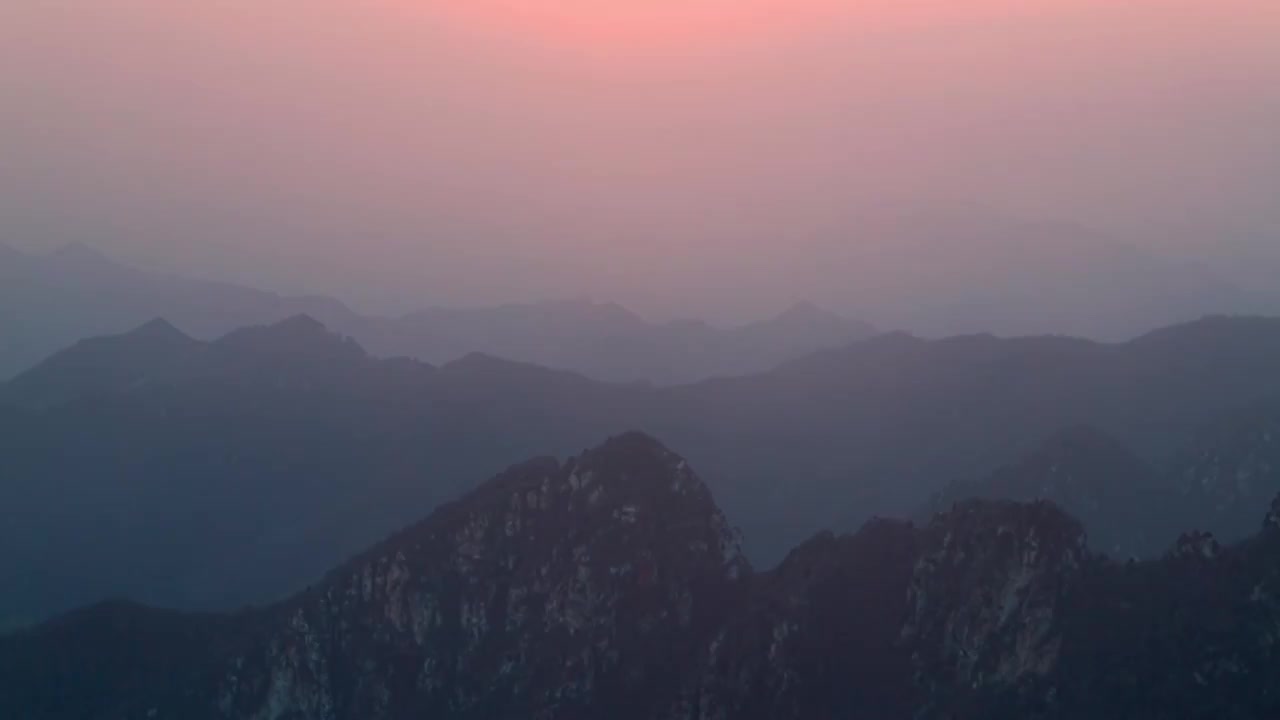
[[3, 435, 1279, 719], [7, 314, 1280, 627], [0, 243, 873, 384]]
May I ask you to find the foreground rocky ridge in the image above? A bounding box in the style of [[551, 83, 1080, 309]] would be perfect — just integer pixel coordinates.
[[3, 434, 1280, 719]]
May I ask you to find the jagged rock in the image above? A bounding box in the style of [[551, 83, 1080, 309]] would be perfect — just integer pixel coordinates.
[[1169, 531, 1221, 562], [214, 432, 748, 720], [904, 500, 1087, 714]]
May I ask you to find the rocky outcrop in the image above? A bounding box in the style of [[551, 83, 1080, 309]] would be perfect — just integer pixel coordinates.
[[5, 439, 1280, 720], [215, 433, 748, 720], [904, 501, 1087, 714], [691, 519, 920, 719]]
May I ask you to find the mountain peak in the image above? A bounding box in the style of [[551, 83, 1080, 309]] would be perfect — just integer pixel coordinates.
[[213, 314, 368, 369], [1, 320, 203, 409], [217, 314, 340, 347], [210, 434, 753, 718], [271, 313, 327, 334], [1131, 314, 1280, 348], [450, 432, 723, 519], [750, 301, 876, 345], [126, 317, 190, 342]]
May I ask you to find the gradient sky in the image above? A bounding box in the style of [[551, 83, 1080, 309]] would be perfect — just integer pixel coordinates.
[[2, 1, 1277, 321]]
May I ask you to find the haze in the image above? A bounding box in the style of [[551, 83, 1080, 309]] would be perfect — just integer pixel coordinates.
[[2, 0, 1277, 333]]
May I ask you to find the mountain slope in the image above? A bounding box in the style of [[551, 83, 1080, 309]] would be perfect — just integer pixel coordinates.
[[924, 426, 1173, 557], [3, 435, 1279, 719], [7, 315, 1280, 626], [924, 406, 1280, 560]]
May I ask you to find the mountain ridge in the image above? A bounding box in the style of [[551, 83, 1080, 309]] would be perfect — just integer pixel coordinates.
[[9, 313, 1280, 626], [0, 244, 875, 384], [4, 435, 1280, 719]]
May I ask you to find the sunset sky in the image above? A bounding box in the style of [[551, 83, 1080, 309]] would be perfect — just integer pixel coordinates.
[[2, 1, 1277, 321]]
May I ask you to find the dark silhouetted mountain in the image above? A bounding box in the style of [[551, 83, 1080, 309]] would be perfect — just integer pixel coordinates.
[[3, 436, 1280, 719], [8, 315, 1280, 627], [0, 244, 874, 383]]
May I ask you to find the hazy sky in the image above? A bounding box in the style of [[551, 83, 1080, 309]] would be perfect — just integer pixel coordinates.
[[2, 1, 1277, 321]]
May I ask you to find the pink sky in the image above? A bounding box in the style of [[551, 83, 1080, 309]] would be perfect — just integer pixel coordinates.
[[1, 1, 1277, 321]]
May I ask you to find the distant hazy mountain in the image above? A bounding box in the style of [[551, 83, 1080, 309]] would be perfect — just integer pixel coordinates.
[[4, 434, 1280, 719], [1170, 405, 1280, 545], [8, 314, 1280, 628], [924, 426, 1174, 558], [0, 242, 366, 380], [381, 298, 876, 385], [822, 210, 1269, 340], [0, 242, 874, 383], [926, 400, 1280, 561]]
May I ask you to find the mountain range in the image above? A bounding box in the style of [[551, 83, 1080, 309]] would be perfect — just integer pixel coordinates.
[[3, 434, 1278, 719], [0, 242, 874, 384], [7, 314, 1280, 628]]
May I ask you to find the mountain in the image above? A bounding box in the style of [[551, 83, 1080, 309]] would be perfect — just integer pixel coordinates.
[[0, 243, 368, 382], [8, 314, 1280, 627], [923, 426, 1173, 558], [384, 299, 877, 385], [0, 244, 874, 383], [924, 405, 1280, 560], [0, 318, 621, 628], [823, 210, 1266, 341], [3, 435, 1279, 719], [1, 315, 370, 409], [0, 318, 203, 410], [1172, 404, 1280, 545]]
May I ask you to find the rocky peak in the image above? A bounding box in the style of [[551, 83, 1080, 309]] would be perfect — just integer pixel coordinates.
[[1168, 531, 1221, 562], [747, 301, 874, 345], [215, 433, 747, 719], [904, 500, 1087, 709]]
